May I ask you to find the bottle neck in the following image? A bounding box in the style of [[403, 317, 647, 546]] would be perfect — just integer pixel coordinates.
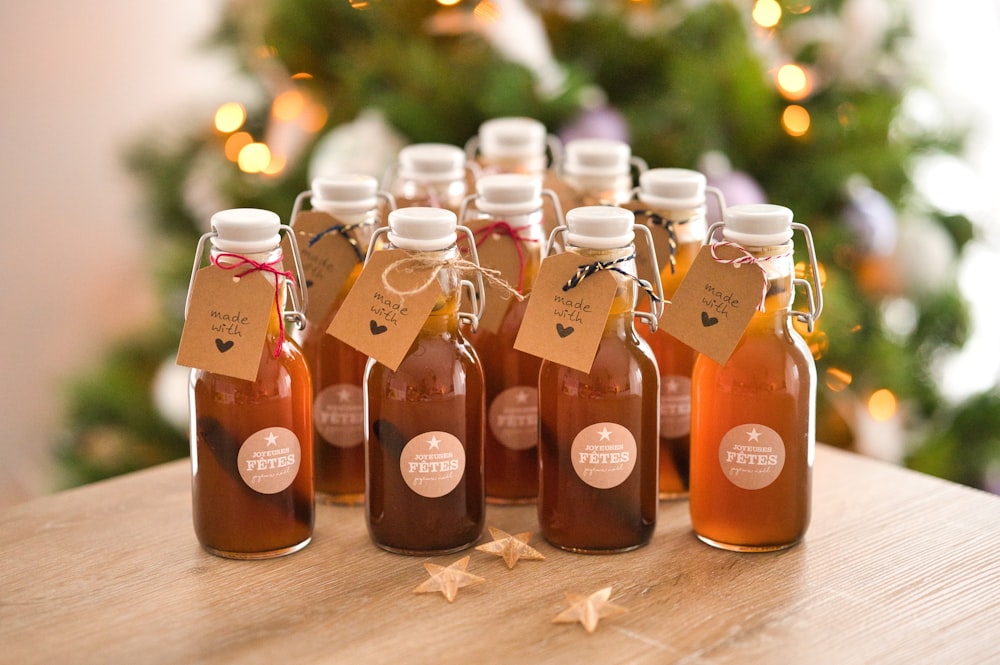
[[562, 173, 633, 205], [742, 241, 795, 324], [210, 246, 288, 336], [384, 244, 463, 334], [470, 208, 545, 292], [564, 242, 638, 331], [311, 207, 379, 253], [642, 205, 707, 245]]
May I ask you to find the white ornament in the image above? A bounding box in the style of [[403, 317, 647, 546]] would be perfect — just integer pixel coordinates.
[[308, 109, 407, 182]]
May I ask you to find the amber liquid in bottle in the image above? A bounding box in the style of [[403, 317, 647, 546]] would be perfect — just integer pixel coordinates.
[[467, 218, 544, 504], [538, 249, 659, 553], [365, 248, 485, 554], [639, 231, 703, 498], [190, 251, 315, 559], [689, 246, 814, 551], [301, 261, 368, 504]]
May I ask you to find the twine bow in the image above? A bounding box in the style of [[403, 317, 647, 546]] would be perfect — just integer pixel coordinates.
[[633, 209, 692, 275], [469, 220, 540, 294], [308, 221, 365, 261], [709, 241, 793, 312], [562, 253, 662, 305], [380, 253, 522, 303], [211, 252, 294, 358]]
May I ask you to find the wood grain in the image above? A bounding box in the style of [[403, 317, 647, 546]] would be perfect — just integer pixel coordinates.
[[1, 445, 998, 664]]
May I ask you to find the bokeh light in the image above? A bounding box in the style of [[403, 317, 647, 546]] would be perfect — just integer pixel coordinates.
[[214, 102, 246, 134], [752, 0, 782, 28], [868, 389, 898, 422], [782, 105, 811, 137], [776, 64, 812, 101], [237, 142, 271, 174]]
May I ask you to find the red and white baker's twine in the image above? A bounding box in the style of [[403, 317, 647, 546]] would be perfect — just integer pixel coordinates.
[[709, 241, 792, 312], [211, 253, 294, 357]]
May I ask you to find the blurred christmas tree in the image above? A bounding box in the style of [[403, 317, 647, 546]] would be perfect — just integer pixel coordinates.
[[57, 0, 998, 492]]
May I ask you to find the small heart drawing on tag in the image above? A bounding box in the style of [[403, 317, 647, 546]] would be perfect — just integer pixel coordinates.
[[701, 312, 720, 328], [556, 323, 575, 338], [215, 338, 235, 353], [370, 320, 388, 336]]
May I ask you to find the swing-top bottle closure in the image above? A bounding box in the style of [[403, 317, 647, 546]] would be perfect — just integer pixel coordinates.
[[458, 172, 564, 222], [631, 167, 724, 247], [708, 203, 823, 332], [364, 207, 486, 330], [290, 174, 396, 223], [546, 205, 665, 331], [464, 116, 562, 168], [184, 208, 308, 329]]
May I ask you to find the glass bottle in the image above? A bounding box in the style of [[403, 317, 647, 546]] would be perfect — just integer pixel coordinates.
[[555, 138, 646, 211], [466, 117, 564, 237], [689, 204, 823, 552], [295, 175, 391, 505], [382, 142, 474, 216], [626, 168, 715, 499], [537, 206, 661, 553], [460, 173, 562, 503], [364, 207, 486, 554], [187, 208, 314, 559]]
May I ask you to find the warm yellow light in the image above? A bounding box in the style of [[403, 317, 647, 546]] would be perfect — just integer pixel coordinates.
[[299, 102, 329, 133], [272, 90, 305, 122], [752, 0, 782, 28], [473, 1, 500, 21], [782, 105, 811, 137], [262, 154, 286, 176], [776, 64, 812, 100], [825, 368, 853, 393], [238, 142, 271, 174], [348, 1, 371, 8], [868, 389, 898, 422], [214, 102, 246, 134], [291, 72, 314, 81], [437, 0, 462, 6], [224, 131, 253, 162]]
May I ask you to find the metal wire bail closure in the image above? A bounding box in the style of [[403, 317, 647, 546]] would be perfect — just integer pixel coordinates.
[[705, 219, 824, 332], [544, 224, 664, 332]]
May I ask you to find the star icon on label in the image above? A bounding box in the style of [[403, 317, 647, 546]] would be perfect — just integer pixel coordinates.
[[475, 527, 546, 569], [413, 555, 485, 603], [516, 390, 530, 404], [264, 431, 279, 446], [552, 586, 628, 634], [666, 378, 680, 394], [427, 435, 441, 450], [597, 427, 613, 442], [338, 388, 352, 402], [747, 427, 762, 442]]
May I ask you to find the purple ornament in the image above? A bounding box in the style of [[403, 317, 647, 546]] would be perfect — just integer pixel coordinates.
[[705, 170, 767, 224], [842, 183, 897, 257], [559, 106, 630, 144]]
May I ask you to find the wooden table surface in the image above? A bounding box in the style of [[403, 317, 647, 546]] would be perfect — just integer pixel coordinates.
[[2, 445, 998, 664]]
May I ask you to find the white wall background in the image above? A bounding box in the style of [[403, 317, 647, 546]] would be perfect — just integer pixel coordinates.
[[0, 1, 997, 507]]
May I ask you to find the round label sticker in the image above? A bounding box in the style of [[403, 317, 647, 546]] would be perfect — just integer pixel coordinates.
[[488, 386, 538, 451], [313, 383, 365, 448], [237, 427, 302, 494], [718, 424, 786, 490], [570, 423, 638, 489], [660, 375, 692, 439], [399, 431, 466, 498]]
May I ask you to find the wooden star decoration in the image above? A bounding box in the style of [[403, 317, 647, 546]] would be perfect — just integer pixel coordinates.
[[475, 527, 546, 569], [552, 586, 628, 634], [413, 555, 485, 603]]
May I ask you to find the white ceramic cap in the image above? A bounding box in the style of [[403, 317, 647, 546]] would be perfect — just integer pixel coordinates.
[[476, 173, 543, 216], [210, 208, 281, 254], [723, 204, 794, 246], [638, 168, 706, 209], [398, 143, 466, 182], [387, 206, 457, 251], [563, 138, 631, 177], [478, 117, 547, 160], [310, 174, 378, 215], [565, 205, 635, 249]]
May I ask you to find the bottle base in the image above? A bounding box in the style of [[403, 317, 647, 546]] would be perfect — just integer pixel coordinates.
[[201, 537, 312, 560], [372, 537, 481, 556], [486, 495, 537, 506], [318, 491, 364, 506], [544, 538, 650, 555], [658, 490, 689, 501], [695, 533, 799, 553]]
